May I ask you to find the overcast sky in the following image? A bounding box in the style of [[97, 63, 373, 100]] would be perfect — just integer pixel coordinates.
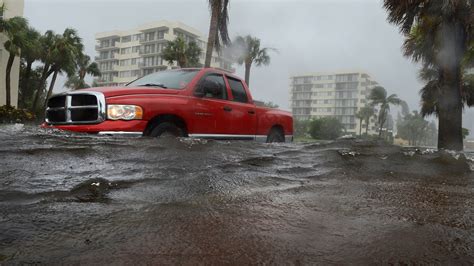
[[24, 0, 426, 113]]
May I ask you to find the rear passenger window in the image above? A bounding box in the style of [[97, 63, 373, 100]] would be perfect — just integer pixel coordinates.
[[227, 77, 248, 103]]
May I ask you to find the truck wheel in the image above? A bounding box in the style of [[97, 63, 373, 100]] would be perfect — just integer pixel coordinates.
[[149, 122, 185, 138], [266, 128, 285, 143]]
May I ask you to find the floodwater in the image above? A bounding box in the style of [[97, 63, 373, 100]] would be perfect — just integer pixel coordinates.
[[0, 124, 473, 264]]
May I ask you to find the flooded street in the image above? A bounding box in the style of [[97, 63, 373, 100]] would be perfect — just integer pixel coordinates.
[[1, 124, 473, 264]]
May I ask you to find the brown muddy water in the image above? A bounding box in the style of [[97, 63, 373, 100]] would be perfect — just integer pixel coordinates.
[[0, 124, 473, 264]]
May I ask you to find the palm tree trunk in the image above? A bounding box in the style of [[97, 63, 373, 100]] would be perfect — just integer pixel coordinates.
[[378, 117, 385, 138], [5, 52, 15, 106], [244, 62, 251, 86], [19, 60, 34, 108], [204, 2, 220, 68], [365, 118, 369, 135], [32, 63, 51, 111], [436, 22, 465, 151], [43, 69, 59, 111], [438, 68, 463, 150]]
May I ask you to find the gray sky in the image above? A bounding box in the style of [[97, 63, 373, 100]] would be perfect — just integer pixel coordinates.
[[25, 0, 424, 112]]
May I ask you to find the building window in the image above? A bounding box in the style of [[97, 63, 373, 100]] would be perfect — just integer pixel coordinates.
[[122, 35, 132, 43], [157, 30, 166, 39]]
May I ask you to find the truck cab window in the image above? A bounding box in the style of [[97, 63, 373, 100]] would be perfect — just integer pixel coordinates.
[[198, 74, 227, 100], [227, 77, 248, 103]]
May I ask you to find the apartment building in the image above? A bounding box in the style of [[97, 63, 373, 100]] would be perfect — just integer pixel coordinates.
[[290, 71, 380, 135], [0, 0, 24, 107], [95, 20, 233, 87]]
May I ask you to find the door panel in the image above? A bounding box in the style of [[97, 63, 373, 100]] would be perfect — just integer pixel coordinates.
[[225, 76, 257, 136], [191, 97, 233, 134]]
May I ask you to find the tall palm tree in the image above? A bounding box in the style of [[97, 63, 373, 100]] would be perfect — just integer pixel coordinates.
[[162, 37, 202, 68], [204, 0, 230, 67], [3, 16, 29, 106], [232, 35, 274, 86], [43, 28, 83, 109], [32, 30, 57, 111], [356, 106, 375, 136], [383, 0, 473, 150], [65, 53, 101, 90], [369, 86, 402, 137], [20, 27, 41, 100]]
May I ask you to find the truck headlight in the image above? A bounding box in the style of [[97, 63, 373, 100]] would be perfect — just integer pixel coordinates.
[[107, 105, 143, 120]]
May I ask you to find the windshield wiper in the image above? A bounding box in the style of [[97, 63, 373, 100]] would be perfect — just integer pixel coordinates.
[[137, 83, 168, 88]]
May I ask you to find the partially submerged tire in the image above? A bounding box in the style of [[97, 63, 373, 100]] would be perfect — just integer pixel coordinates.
[[149, 122, 185, 138], [266, 128, 285, 143]]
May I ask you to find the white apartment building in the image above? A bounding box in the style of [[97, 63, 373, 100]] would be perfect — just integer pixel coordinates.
[[95, 20, 233, 87], [0, 0, 24, 107], [290, 71, 380, 135]]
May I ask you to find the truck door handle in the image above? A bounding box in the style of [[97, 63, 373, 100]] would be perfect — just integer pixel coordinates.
[[223, 106, 232, 112], [248, 110, 255, 115]]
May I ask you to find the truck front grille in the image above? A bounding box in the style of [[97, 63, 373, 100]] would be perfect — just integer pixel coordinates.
[[45, 92, 106, 125]]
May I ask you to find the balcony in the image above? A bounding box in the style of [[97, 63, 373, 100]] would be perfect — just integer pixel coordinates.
[[95, 43, 117, 51], [139, 49, 162, 56], [95, 53, 119, 62]]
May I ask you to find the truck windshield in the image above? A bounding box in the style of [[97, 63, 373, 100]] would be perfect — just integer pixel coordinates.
[[127, 70, 200, 89]]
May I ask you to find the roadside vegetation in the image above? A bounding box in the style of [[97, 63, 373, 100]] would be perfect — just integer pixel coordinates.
[[0, 3, 100, 122]]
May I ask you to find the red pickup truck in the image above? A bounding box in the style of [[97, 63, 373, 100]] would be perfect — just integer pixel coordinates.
[[44, 68, 293, 142]]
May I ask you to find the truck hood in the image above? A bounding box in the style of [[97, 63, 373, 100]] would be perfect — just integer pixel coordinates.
[[80, 86, 182, 98]]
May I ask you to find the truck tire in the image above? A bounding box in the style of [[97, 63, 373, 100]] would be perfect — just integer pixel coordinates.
[[266, 128, 285, 143], [149, 122, 185, 138]]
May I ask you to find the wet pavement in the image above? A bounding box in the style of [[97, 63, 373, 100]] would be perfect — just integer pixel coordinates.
[[0, 124, 473, 264]]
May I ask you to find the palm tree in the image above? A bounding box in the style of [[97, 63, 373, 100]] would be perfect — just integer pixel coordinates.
[[3, 16, 29, 106], [162, 37, 202, 68], [20, 27, 41, 101], [32, 30, 57, 111], [232, 35, 274, 86], [204, 0, 230, 67], [43, 28, 83, 109], [356, 106, 375, 136], [369, 86, 402, 137], [383, 0, 473, 150], [65, 53, 101, 90]]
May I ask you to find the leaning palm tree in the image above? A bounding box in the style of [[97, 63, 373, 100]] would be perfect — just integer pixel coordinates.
[[369, 86, 402, 137], [3, 16, 29, 106], [162, 37, 202, 68], [65, 53, 101, 90], [356, 106, 375, 136], [43, 28, 83, 109], [232, 35, 274, 86], [204, 0, 230, 67], [383, 0, 473, 150], [32, 30, 57, 111], [20, 27, 41, 101]]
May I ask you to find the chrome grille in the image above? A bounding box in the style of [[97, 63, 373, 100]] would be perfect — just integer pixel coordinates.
[[45, 92, 106, 125]]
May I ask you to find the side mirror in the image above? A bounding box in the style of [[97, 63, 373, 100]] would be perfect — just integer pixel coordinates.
[[195, 79, 222, 98]]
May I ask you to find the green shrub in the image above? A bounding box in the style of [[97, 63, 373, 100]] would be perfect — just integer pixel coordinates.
[[0, 105, 35, 123], [309, 117, 345, 140]]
